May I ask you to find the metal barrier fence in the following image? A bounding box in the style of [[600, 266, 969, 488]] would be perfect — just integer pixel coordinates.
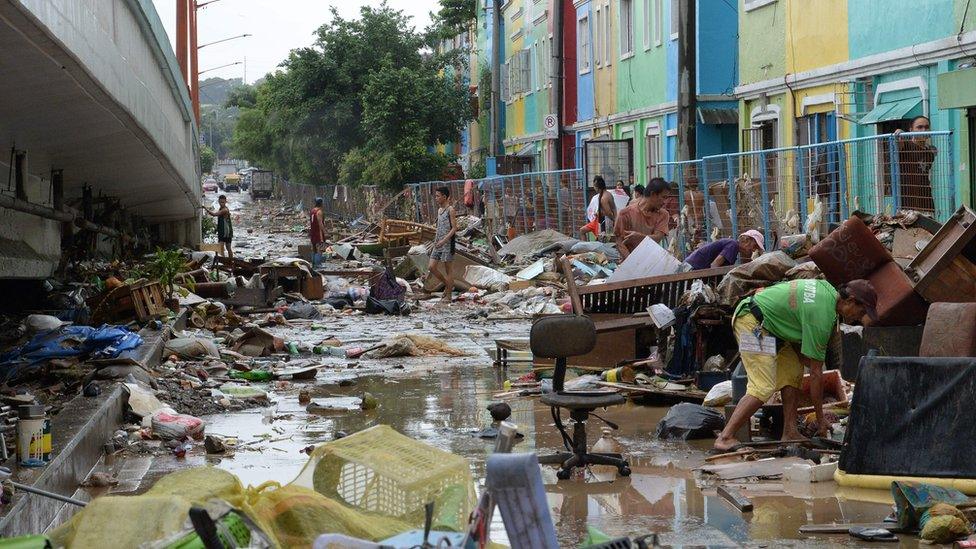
[[407, 169, 590, 238], [659, 131, 955, 256], [277, 180, 402, 223]]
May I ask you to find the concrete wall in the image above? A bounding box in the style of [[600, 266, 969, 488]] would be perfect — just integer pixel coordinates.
[[576, 1, 595, 122], [0, 161, 60, 279], [848, 0, 953, 58], [697, 0, 738, 96], [738, 0, 785, 86]]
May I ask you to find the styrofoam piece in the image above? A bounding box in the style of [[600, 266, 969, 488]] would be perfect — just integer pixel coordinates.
[[783, 461, 838, 483]]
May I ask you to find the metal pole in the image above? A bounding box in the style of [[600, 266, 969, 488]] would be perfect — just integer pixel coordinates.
[[490, 0, 502, 157], [675, 0, 696, 161], [176, 0, 188, 82], [190, 1, 200, 123]]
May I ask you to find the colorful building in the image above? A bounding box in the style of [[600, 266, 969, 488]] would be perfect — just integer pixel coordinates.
[[736, 0, 976, 213]]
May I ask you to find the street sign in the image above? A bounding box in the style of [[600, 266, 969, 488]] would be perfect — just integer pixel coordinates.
[[543, 114, 558, 139]]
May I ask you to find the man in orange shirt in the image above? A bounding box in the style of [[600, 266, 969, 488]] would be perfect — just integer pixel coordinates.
[[614, 177, 670, 260]]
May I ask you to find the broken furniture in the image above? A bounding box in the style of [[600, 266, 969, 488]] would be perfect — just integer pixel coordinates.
[[905, 205, 976, 303], [379, 219, 436, 246], [561, 258, 732, 366], [809, 215, 928, 326], [89, 280, 168, 324], [493, 339, 533, 367], [485, 453, 559, 549], [920, 302, 976, 357], [259, 264, 323, 301], [531, 315, 631, 479]]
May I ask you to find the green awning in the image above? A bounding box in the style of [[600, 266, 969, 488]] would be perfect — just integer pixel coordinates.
[[858, 98, 922, 125]]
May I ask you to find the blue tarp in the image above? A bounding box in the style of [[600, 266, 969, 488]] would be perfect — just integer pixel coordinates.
[[0, 325, 142, 381]]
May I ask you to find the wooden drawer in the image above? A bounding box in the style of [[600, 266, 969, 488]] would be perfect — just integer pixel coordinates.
[[906, 206, 976, 303]]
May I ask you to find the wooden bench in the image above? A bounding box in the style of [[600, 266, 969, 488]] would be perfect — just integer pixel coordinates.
[[561, 258, 733, 332]]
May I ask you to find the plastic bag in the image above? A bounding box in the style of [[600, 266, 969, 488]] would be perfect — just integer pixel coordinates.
[[463, 266, 512, 290], [703, 380, 733, 407], [152, 411, 205, 441], [364, 297, 411, 316], [284, 302, 322, 320], [164, 337, 220, 359], [654, 403, 726, 440], [25, 314, 64, 333]]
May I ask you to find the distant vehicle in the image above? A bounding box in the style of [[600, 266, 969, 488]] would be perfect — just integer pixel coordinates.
[[249, 169, 274, 199], [223, 173, 242, 192], [202, 178, 219, 193], [215, 161, 238, 178]]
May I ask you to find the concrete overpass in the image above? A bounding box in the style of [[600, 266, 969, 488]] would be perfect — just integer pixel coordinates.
[[0, 0, 201, 278]]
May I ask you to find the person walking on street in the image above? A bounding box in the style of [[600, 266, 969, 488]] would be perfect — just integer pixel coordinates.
[[684, 230, 765, 270], [713, 279, 878, 452], [428, 187, 458, 303], [204, 194, 234, 260], [893, 115, 938, 213], [309, 197, 326, 268]]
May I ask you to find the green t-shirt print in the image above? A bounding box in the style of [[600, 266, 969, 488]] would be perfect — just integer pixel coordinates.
[[752, 279, 838, 361]]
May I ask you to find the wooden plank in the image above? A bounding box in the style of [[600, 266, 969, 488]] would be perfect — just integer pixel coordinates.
[[799, 523, 906, 535], [717, 485, 753, 512], [594, 316, 652, 333], [700, 457, 809, 480], [595, 381, 706, 399], [561, 257, 584, 315], [575, 265, 734, 297]]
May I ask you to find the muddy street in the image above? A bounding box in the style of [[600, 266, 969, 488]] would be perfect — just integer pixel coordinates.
[[104, 192, 908, 548]]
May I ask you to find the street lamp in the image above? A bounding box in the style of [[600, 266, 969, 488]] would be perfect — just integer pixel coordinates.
[[198, 33, 251, 49], [198, 61, 243, 76]]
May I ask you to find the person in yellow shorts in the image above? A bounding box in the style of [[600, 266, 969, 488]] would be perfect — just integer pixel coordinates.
[[713, 278, 878, 451]]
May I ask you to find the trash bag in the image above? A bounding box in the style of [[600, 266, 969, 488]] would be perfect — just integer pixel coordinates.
[[25, 314, 64, 333], [324, 296, 354, 310], [284, 302, 322, 320], [364, 297, 410, 316], [164, 337, 221, 359], [151, 411, 205, 441], [703, 380, 733, 407], [463, 266, 512, 290], [715, 251, 797, 307], [654, 402, 726, 440], [892, 481, 969, 530]]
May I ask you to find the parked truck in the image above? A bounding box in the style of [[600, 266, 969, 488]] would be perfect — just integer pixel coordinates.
[[249, 169, 274, 199]]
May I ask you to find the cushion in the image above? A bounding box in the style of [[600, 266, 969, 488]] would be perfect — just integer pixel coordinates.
[[809, 216, 892, 286], [920, 303, 976, 357], [868, 261, 929, 327]]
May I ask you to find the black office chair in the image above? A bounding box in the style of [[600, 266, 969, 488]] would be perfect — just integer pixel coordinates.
[[531, 315, 631, 480]]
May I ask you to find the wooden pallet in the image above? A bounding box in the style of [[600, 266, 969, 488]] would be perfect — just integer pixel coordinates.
[[130, 281, 168, 321]]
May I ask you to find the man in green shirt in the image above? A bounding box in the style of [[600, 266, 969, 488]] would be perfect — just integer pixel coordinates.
[[713, 278, 878, 451]]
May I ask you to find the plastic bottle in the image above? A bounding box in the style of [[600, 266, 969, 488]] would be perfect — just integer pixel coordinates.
[[591, 427, 621, 455], [286, 342, 300, 356], [229, 370, 273, 382]]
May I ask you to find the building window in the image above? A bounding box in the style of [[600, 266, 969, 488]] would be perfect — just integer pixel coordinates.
[[670, 0, 678, 40], [594, 7, 603, 67], [519, 48, 531, 94], [620, 0, 634, 57], [603, 1, 612, 65], [578, 16, 591, 73], [645, 130, 660, 180]]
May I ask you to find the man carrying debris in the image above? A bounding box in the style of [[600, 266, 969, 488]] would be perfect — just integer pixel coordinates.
[[713, 279, 878, 451], [684, 230, 765, 270], [203, 194, 233, 259], [613, 178, 670, 260], [427, 186, 458, 303]]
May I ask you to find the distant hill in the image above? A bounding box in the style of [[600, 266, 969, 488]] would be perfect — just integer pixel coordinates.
[[199, 77, 243, 107]]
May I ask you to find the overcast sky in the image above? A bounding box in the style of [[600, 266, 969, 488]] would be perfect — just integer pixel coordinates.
[[152, 0, 438, 84]]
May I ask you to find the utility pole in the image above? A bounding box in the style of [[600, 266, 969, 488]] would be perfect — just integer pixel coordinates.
[[549, 0, 564, 171], [490, 0, 502, 159], [190, 2, 200, 123], [176, 0, 188, 80], [676, 0, 696, 162]]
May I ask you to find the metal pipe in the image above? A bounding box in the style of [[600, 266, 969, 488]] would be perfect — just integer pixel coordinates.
[[0, 193, 73, 222]]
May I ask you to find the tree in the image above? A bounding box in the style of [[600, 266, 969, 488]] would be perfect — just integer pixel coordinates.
[[200, 145, 216, 173], [431, 0, 477, 38], [228, 4, 473, 189], [224, 84, 258, 110]]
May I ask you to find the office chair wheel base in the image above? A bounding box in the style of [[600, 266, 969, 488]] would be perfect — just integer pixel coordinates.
[[618, 465, 631, 477], [556, 468, 572, 480]]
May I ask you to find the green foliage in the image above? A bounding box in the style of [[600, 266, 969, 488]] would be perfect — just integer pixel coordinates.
[[199, 77, 243, 107], [201, 105, 239, 159], [224, 84, 258, 109], [201, 215, 216, 239], [468, 158, 486, 179], [432, 0, 477, 38], [144, 248, 186, 293], [200, 145, 216, 174], [229, 4, 473, 190]]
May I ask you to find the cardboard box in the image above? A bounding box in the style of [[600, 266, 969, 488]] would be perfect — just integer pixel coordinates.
[[198, 243, 223, 254]]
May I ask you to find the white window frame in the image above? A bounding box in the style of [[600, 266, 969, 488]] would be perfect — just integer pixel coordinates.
[[533, 43, 540, 91], [669, 0, 678, 41], [643, 0, 651, 50], [645, 124, 661, 180], [744, 0, 777, 12], [594, 7, 603, 68], [653, 0, 662, 46], [603, 1, 612, 66], [545, 35, 554, 88], [620, 0, 635, 59], [578, 15, 591, 74]]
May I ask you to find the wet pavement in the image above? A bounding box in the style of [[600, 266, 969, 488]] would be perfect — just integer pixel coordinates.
[[112, 191, 919, 548]]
